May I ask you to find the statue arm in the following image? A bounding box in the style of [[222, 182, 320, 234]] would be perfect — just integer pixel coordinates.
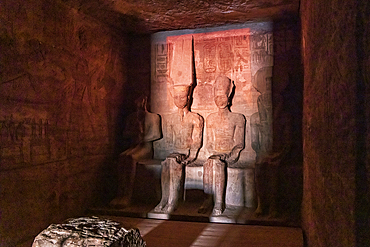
[[122, 113, 143, 145], [164, 116, 174, 147], [250, 112, 261, 153], [143, 114, 162, 142], [225, 116, 246, 164], [205, 116, 214, 153], [181, 115, 204, 165]]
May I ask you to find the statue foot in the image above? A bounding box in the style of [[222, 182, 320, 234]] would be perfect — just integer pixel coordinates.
[[198, 195, 213, 214], [268, 206, 278, 218], [254, 206, 263, 217], [163, 203, 176, 213], [212, 203, 225, 216], [212, 207, 223, 216], [153, 203, 166, 213]]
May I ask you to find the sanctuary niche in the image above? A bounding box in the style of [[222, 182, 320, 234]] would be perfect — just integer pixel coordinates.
[[149, 22, 274, 221]]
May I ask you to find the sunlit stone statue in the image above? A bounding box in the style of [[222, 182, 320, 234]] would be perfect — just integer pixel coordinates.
[[110, 96, 162, 208], [154, 84, 204, 213], [202, 75, 246, 216]]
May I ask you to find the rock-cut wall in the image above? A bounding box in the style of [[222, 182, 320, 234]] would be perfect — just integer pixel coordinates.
[[301, 0, 370, 246], [0, 0, 133, 245]]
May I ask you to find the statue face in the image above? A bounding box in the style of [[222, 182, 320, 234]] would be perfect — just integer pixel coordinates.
[[214, 94, 229, 109], [213, 76, 232, 109], [173, 85, 189, 109], [135, 96, 146, 110]]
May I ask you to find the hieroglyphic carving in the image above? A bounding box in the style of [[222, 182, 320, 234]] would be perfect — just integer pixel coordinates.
[[151, 24, 273, 164], [150, 23, 273, 216], [251, 32, 273, 75], [155, 43, 168, 80], [203, 43, 217, 73], [0, 115, 51, 167], [217, 42, 233, 73], [30, 118, 51, 163], [0, 115, 25, 165], [0, 14, 124, 168]]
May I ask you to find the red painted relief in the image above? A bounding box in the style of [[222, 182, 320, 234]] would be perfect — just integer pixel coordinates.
[[152, 26, 273, 162]]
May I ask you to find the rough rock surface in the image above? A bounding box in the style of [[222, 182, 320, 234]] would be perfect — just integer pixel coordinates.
[[32, 216, 146, 247], [301, 0, 370, 246], [61, 0, 300, 32]]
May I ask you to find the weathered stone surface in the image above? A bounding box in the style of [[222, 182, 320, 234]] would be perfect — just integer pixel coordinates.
[[0, 0, 149, 245], [61, 0, 300, 33], [149, 22, 280, 217], [111, 96, 162, 208], [32, 216, 146, 247], [301, 0, 370, 246], [1, 0, 306, 245], [151, 23, 274, 163], [154, 84, 204, 214], [201, 76, 246, 216], [148, 23, 302, 219]]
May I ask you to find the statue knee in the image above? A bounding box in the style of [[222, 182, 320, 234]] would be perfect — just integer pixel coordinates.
[[214, 159, 226, 169]]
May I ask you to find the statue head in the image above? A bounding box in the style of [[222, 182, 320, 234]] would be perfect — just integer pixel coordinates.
[[135, 95, 148, 111], [214, 75, 233, 109], [172, 85, 191, 109]]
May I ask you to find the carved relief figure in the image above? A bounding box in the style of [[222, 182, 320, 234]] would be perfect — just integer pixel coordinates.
[[250, 67, 276, 217], [251, 68, 273, 162], [201, 76, 246, 216], [154, 84, 204, 213], [250, 93, 272, 162], [110, 96, 162, 208]]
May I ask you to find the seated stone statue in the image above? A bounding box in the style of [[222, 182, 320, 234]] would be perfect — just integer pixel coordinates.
[[110, 96, 162, 208], [154, 84, 204, 213], [254, 146, 289, 217], [201, 75, 246, 216]]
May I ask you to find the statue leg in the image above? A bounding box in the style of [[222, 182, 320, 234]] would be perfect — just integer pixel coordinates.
[[123, 158, 137, 206], [110, 153, 135, 208], [213, 159, 226, 216], [199, 159, 214, 214], [154, 159, 170, 212], [163, 158, 183, 213], [255, 161, 269, 216], [268, 165, 278, 218], [203, 159, 213, 194]]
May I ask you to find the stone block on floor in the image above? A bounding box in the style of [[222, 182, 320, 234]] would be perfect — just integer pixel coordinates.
[[32, 216, 146, 247]]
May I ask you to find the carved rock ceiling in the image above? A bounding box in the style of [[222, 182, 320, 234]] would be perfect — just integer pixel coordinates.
[[63, 0, 300, 33]]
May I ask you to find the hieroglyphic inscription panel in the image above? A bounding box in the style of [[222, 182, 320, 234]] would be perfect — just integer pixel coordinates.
[[151, 23, 273, 163]]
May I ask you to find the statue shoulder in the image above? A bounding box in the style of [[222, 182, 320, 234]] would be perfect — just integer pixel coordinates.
[[146, 111, 160, 120], [206, 112, 217, 121], [190, 111, 204, 122], [231, 112, 246, 124]]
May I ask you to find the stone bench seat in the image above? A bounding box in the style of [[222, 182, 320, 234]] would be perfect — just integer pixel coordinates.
[[136, 158, 255, 209]]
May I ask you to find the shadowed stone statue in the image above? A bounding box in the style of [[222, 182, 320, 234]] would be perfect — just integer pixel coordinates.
[[154, 84, 204, 213], [201, 75, 246, 216], [110, 96, 162, 208]]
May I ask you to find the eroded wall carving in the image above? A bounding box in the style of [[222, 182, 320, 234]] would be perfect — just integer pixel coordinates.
[[0, 6, 125, 169], [0, 1, 130, 245]]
